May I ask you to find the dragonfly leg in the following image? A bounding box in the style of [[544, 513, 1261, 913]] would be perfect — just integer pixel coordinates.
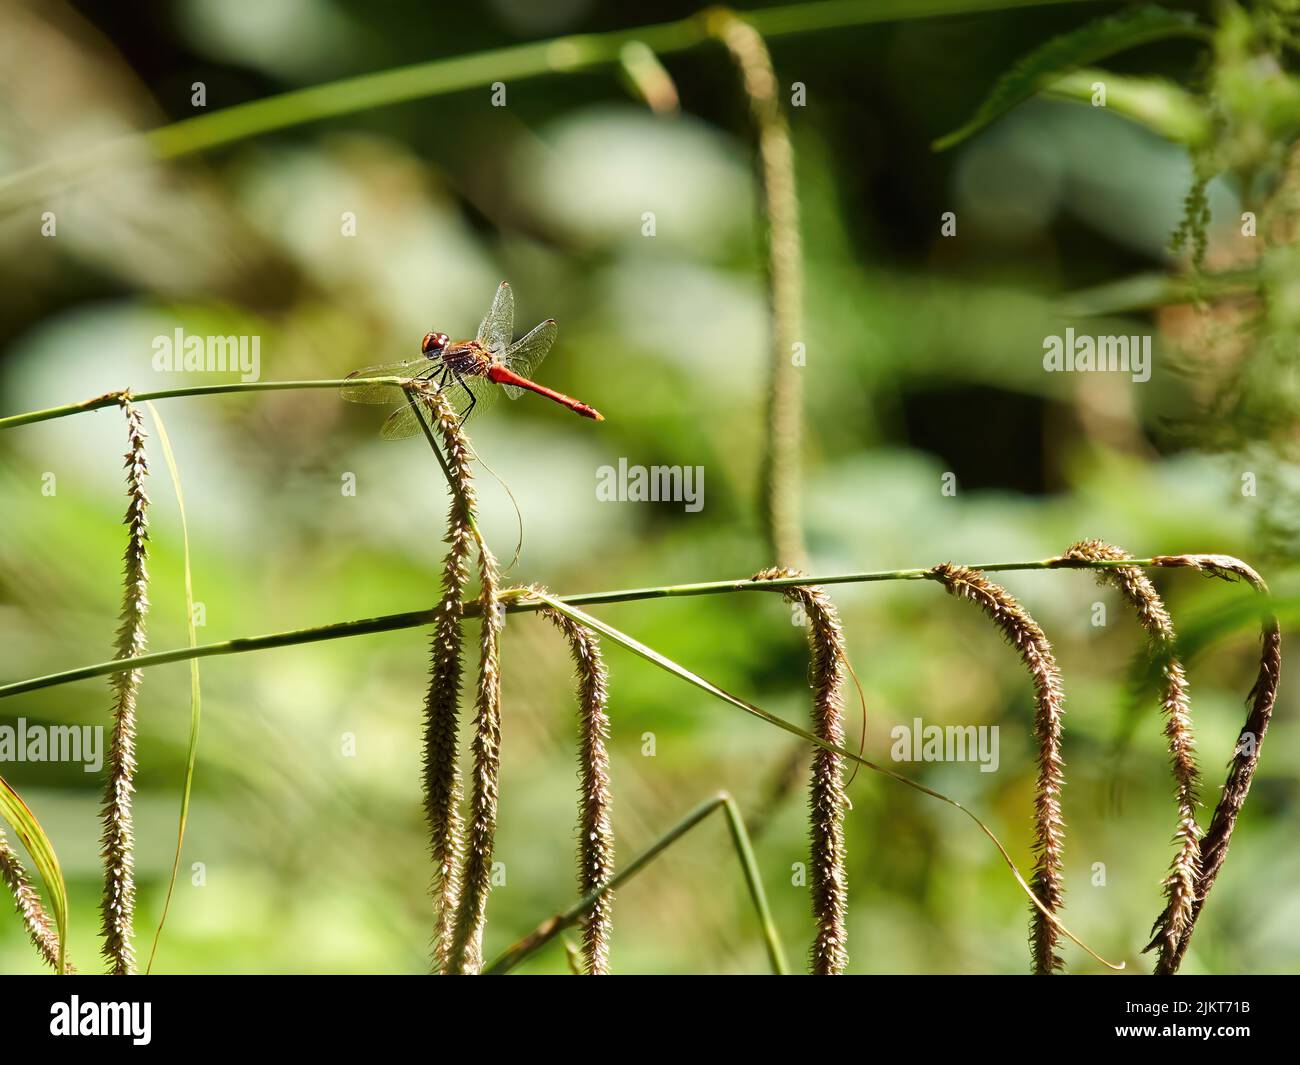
[[417, 363, 446, 387], [441, 368, 476, 422]]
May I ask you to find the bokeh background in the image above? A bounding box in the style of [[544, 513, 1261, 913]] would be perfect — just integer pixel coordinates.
[[1, 0, 1297, 974]]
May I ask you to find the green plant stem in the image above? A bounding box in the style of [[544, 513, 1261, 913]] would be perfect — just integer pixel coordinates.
[[0, 1, 1101, 212], [0, 379, 410, 431], [0, 376, 484, 536], [484, 790, 786, 975], [720, 794, 788, 975], [0, 556, 1164, 699], [1057, 267, 1261, 317]]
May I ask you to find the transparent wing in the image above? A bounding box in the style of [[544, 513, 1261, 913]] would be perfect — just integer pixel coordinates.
[[376, 376, 494, 440], [340, 357, 437, 404], [378, 403, 426, 440], [476, 281, 514, 357], [456, 371, 500, 413], [500, 318, 557, 399], [422, 374, 498, 419]]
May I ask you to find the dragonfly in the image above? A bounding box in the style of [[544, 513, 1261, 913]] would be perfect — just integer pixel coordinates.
[[341, 282, 604, 439]]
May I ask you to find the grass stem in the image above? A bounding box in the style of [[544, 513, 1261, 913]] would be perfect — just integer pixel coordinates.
[[0, 1, 1102, 214], [484, 791, 786, 975], [0, 379, 411, 431], [0, 556, 1204, 699]]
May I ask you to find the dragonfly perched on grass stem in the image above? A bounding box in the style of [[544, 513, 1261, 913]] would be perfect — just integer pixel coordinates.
[[341, 282, 604, 439]]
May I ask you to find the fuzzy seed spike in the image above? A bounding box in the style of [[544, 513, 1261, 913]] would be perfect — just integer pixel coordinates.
[[0, 826, 70, 972], [100, 396, 149, 975], [421, 386, 478, 973], [447, 547, 503, 974], [931, 563, 1066, 974], [1063, 540, 1201, 974], [753, 567, 848, 975], [537, 593, 615, 975], [1148, 555, 1281, 971]]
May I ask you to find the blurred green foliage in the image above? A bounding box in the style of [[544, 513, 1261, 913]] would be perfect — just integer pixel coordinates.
[[0, 0, 1296, 974]]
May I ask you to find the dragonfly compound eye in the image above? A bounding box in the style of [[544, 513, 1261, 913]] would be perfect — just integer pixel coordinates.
[[421, 331, 449, 356]]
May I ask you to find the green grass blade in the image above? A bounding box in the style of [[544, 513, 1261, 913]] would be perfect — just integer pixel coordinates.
[[933, 5, 1208, 150], [1057, 268, 1261, 317], [0, 774, 69, 974], [485, 790, 787, 974], [0, 1, 1107, 214], [0, 378, 410, 432], [719, 794, 789, 974], [0, 557, 1192, 702], [484, 794, 727, 974], [142, 403, 201, 974], [526, 590, 1125, 970], [1045, 68, 1210, 144]]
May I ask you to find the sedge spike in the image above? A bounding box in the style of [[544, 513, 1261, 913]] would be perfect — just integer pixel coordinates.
[[931, 563, 1066, 974], [100, 396, 149, 975], [447, 547, 503, 975], [538, 593, 616, 975], [1148, 555, 1281, 971], [1062, 540, 1200, 974], [421, 386, 478, 973], [753, 567, 848, 975], [0, 827, 69, 972]]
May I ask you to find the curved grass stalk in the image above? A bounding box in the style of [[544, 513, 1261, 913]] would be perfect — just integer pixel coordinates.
[[1146, 556, 1281, 972], [617, 41, 681, 114], [0, 542, 1267, 972], [711, 13, 806, 567], [3, 556, 1241, 701], [523, 589, 1124, 971], [484, 791, 786, 975], [143, 403, 202, 974], [1061, 540, 1200, 975], [718, 793, 789, 975], [930, 564, 1066, 974], [0, 379, 411, 431]]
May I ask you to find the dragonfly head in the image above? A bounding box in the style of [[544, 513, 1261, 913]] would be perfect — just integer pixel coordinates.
[[421, 331, 449, 357]]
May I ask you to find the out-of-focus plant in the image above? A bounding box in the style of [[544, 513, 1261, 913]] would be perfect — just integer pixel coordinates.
[[0, 0, 1287, 977], [939, 2, 1300, 555]]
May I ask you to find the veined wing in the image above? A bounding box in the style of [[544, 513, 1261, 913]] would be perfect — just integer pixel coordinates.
[[378, 402, 428, 440], [500, 318, 557, 399], [456, 370, 501, 413], [476, 281, 514, 357], [341, 357, 437, 404], [378, 376, 488, 439]]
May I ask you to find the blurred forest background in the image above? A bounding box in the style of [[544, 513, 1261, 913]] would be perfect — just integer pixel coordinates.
[[1, 0, 1297, 974]]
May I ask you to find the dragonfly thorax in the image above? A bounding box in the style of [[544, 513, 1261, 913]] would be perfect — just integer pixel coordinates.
[[421, 331, 449, 356]]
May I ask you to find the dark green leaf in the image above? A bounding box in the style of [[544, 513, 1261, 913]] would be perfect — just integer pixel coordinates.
[[933, 5, 1208, 150]]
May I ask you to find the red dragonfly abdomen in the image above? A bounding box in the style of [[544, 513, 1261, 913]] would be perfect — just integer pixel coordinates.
[[486, 364, 604, 421]]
